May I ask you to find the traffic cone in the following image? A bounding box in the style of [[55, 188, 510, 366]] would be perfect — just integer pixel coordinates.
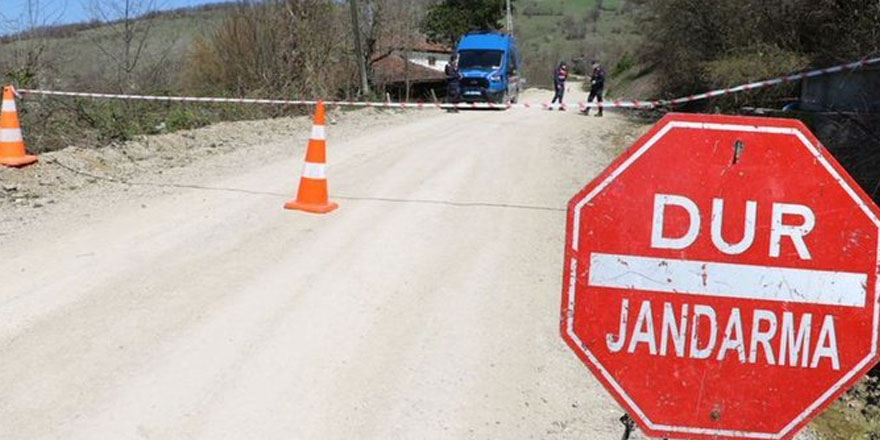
[[0, 86, 37, 167], [284, 101, 338, 214]]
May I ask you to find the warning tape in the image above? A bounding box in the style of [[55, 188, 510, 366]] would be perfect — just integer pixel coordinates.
[[15, 56, 880, 111], [663, 55, 880, 107], [14, 88, 615, 110]]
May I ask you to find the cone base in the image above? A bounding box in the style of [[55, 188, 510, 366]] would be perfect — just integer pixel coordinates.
[[0, 155, 38, 167], [284, 200, 339, 214]]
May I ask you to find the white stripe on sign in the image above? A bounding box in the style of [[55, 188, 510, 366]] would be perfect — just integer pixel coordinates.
[[588, 252, 867, 307], [311, 125, 326, 140], [302, 162, 326, 179], [0, 128, 22, 143], [1, 99, 16, 112]]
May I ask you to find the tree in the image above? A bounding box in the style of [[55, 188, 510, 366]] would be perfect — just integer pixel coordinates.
[[349, 0, 370, 95], [378, 0, 429, 100], [641, 0, 880, 100], [1, 0, 63, 88], [420, 0, 507, 47], [184, 0, 348, 100], [86, 0, 160, 92], [349, 0, 431, 97]]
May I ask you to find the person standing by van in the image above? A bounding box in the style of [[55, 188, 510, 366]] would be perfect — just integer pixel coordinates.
[[550, 61, 568, 109], [445, 54, 462, 112], [583, 60, 606, 117]]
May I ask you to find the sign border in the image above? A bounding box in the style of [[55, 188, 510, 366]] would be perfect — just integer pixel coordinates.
[[561, 114, 880, 439]]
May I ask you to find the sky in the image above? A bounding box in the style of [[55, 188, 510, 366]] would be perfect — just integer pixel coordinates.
[[0, 0, 226, 32]]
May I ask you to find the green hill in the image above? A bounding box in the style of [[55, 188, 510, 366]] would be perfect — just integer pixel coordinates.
[[1, 5, 231, 92], [515, 0, 654, 98]]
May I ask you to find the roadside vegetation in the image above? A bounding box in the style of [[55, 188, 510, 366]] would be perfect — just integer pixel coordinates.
[[1, 0, 432, 153], [3, 0, 644, 153], [4, 0, 879, 153], [1, 2, 236, 152], [812, 375, 880, 439], [641, 0, 880, 110]]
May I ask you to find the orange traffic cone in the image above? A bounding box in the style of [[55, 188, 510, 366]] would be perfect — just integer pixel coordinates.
[[284, 101, 338, 214], [0, 86, 37, 168]]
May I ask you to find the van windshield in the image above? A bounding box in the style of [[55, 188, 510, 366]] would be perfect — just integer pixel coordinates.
[[458, 50, 504, 70]]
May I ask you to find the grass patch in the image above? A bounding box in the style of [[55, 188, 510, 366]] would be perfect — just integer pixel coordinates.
[[515, 0, 647, 94], [811, 376, 880, 440]]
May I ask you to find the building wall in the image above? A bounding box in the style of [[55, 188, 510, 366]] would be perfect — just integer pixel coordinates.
[[406, 51, 449, 73]]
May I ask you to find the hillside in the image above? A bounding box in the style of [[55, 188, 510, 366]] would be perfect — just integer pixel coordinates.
[[2, 1, 651, 98], [514, 0, 654, 98], [0, 4, 276, 154], [0, 5, 230, 92]]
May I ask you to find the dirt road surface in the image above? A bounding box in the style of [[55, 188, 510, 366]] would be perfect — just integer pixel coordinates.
[[1, 89, 672, 439]]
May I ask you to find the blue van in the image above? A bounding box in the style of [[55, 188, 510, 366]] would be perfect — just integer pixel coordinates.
[[455, 31, 523, 104]]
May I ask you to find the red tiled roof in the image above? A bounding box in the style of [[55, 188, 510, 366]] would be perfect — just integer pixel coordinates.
[[374, 36, 452, 55], [372, 55, 446, 84], [409, 41, 452, 53]]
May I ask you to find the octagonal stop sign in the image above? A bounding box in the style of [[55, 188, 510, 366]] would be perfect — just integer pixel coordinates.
[[561, 113, 880, 439]]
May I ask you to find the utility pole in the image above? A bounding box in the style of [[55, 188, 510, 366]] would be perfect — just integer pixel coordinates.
[[506, 0, 513, 35], [349, 0, 370, 96]]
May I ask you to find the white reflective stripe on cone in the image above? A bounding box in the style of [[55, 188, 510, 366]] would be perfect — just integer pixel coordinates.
[[1, 100, 15, 112], [311, 125, 326, 141], [0, 128, 22, 142], [302, 162, 326, 179]]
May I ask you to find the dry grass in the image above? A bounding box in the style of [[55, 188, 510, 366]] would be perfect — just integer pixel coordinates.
[[182, 0, 354, 100]]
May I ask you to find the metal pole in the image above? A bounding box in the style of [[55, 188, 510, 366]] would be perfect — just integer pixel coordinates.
[[619, 414, 636, 440], [404, 48, 411, 102], [506, 0, 513, 35], [349, 0, 370, 96]]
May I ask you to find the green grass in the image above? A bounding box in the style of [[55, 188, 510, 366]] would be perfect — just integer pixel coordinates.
[[515, 0, 649, 96], [811, 376, 880, 440], [813, 402, 880, 440], [1, 8, 228, 91], [519, 0, 620, 15]]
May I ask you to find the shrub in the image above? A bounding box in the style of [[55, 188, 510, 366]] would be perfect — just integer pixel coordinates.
[[560, 15, 586, 40], [521, 1, 562, 17], [183, 0, 350, 100], [421, 0, 506, 47], [640, 0, 880, 106], [612, 51, 635, 77], [165, 106, 210, 132]]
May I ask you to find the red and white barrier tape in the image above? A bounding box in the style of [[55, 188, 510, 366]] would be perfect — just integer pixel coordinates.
[[14, 89, 604, 110], [663, 55, 880, 107], [16, 56, 880, 111]]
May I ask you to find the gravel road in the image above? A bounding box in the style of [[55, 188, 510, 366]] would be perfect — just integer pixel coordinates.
[[0, 88, 680, 439]]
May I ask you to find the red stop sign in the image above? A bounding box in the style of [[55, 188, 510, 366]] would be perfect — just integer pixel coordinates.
[[561, 113, 880, 440]]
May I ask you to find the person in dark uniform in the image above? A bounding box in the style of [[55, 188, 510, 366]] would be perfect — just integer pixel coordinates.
[[550, 61, 568, 109], [444, 54, 462, 112], [583, 60, 606, 117]]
